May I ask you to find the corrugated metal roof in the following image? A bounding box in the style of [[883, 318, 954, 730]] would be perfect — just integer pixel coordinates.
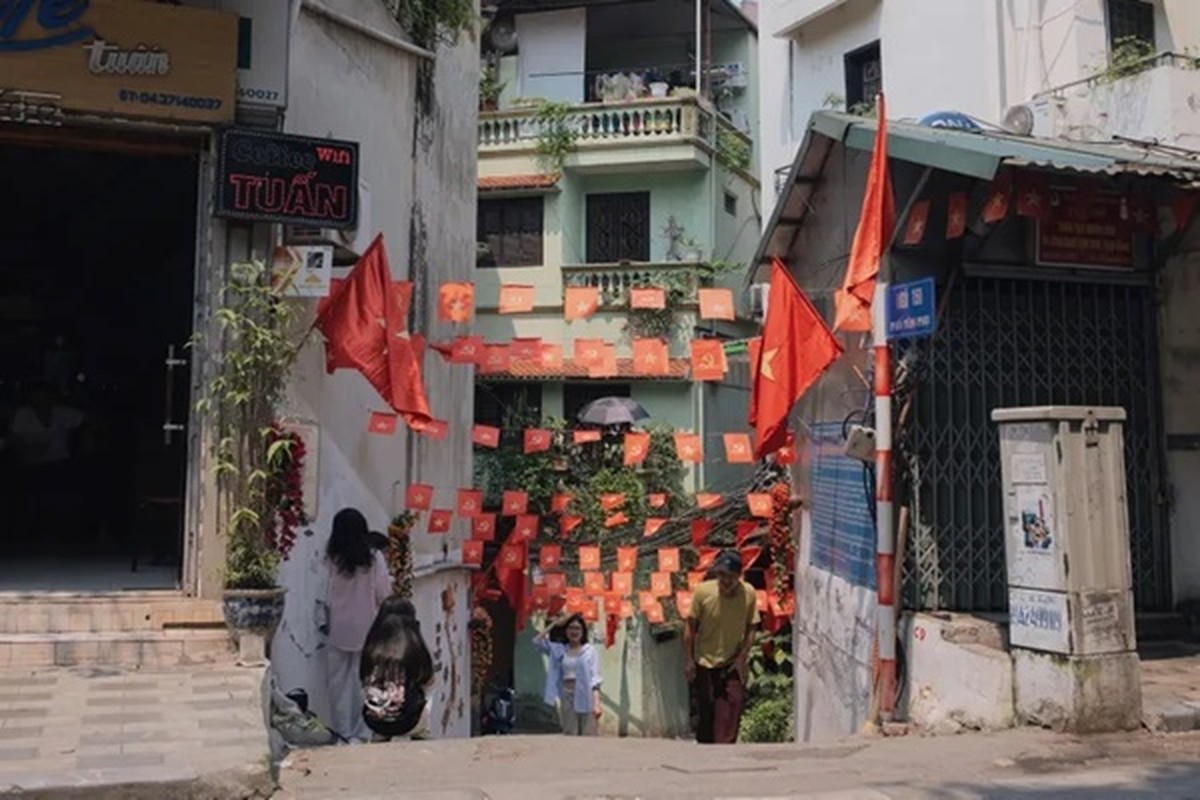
[[750, 111, 1200, 278]]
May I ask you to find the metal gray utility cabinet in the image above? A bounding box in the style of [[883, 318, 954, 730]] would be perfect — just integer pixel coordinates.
[[992, 406, 1141, 733]]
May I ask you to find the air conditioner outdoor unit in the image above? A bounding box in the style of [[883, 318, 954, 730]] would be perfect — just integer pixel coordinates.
[[749, 282, 770, 321]]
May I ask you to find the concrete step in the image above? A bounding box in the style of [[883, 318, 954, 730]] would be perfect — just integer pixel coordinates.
[[0, 596, 224, 634], [0, 629, 235, 668]]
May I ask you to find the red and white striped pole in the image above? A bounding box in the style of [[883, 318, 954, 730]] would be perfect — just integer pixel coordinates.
[[871, 281, 896, 719]]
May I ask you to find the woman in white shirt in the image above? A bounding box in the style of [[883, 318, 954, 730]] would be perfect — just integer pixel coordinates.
[[324, 508, 391, 743], [534, 613, 603, 735]]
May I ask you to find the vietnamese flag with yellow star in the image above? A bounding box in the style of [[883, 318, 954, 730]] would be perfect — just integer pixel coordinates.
[[748, 259, 842, 459]]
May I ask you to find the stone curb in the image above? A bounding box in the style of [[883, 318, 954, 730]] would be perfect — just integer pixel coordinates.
[[0, 760, 274, 800]]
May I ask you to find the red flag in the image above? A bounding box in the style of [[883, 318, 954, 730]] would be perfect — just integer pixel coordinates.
[[479, 344, 511, 375], [498, 284, 535, 314], [833, 95, 894, 332], [540, 343, 565, 370], [462, 540, 484, 566], [544, 572, 567, 596], [405, 484, 432, 511], [638, 591, 658, 612], [648, 493, 667, 509], [588, 344, 618, 378], [776, 432, 797, 465], [748, 493, 775, 518], [416, 418, 448, 440], [574, 339, 605, 366], [513, 515, 539, 542], [697, 547, 719, 573], [644, 601, 665, 624], [644, 518, 667, 537], [428, 510, 452, 534], [551, 493, 573, 513], [502, 490, 528, 516], [456, 489, 483, 517], [564, 286, 600, 321], [696, 493, 722, 510], [573, 429, 602, 445], [449, 335, 484, 364], [495, 542, 528, 629], [901, 199, 930, 245], [612, 572, 633, 596], [698, 288, 735, 321], [523, 428, 552, 454], [315, 236, 432, 427], [578, 545, 601, 571], [674, 432, 702, 463], [438, 282, 474, 322], [675, 590, 694, 618], [584, 571, 606, 596], [658, 547, 680, 573], [624, 432, 650, 466], [540, 545, 562, 570], [617, 546, 638, 572], [632, 338, 670, 376], [604, 512, 629, 528], [560, 515, 583, 535], [982, 173, 1011, 224], [750, 260, 843, 458], [471, 514, 496, 541], [600, 493, 627, 511], [691, 519, 712, 549], [946, 191, 968, 239], [619, 600, 635, 620], [630, 287, 666, 310], [687, 570, 706, 589], [510, 337, 543, 361], [691, 339, 728, 381], [1016, 174, 1048, 219], [740, 545, 763, 574], [368, 411, 397, 435], [650, 572, 672, 597], [723, 433, 753, 464], [735, 520, 759, 547], [472, 425, 500, 448]]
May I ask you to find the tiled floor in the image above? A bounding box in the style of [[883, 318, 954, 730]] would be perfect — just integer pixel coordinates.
[[0, 664, 271, 796]]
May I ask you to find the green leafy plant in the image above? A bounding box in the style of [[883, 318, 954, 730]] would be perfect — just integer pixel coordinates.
[[193, 261, 303, 590], [822, 92, 846, 111], [740, 631, 795, 743], [715, 129, 751, 172], [848, 99, 877, 117], [390, 511, 419, 530], [480, 63, 505, 109], [1092, 36, 1157, 84], [392, 0, 476, 50], [534, 100, 579, 173]]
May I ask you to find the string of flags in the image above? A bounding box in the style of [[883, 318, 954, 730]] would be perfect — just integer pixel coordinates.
[[434, 283, 737, 324]]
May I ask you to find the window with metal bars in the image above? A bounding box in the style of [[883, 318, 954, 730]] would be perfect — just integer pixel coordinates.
[[477, 197, 544, 268], [1106, 0, 1155, 50], [586, 192, 650, 263]]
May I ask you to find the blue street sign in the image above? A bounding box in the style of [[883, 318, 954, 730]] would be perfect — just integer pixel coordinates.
[[886, 278, 936, 340]]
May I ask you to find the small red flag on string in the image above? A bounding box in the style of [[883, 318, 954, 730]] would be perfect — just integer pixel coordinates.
[[588, 343, 618, 378], [675, 590, 694, 617], [638, 591, 657, 612], [498, 284, 535, 314], [617, 546, 638, 573], [564, 286, 600, 321], [368, 411, 397, 435], [479, 344, 511, 375], [428, 510, 452, 534], [510, 337, 543, 361], [584, 571, 606, 596], [544, 572, 567, 596], [691, 519, 712, 549], [456, 489, 483, 517], [644, 602, 665, 624], [578, 545, 601, 571], [723, 433, 753, 463], [902, 199, 931, 245], [540, 545, 562, 570], [513, 515, 540, 542], [472, 425, 500, 448], [748, 493, 775, 518], [600, 493, 627, 511], [499, 542, 526, 569], [437, 281, 474, 323], [573, 338, 605, 366], [776, 432, 797, 465], [648, 493, 668, 509], [632, 338, 670, 376], [696, 493, 722, 510], [658, 548, 680, 573], [449, 335, 484, 364], [560, 515, 583, 535], [630, 287, 666, 310], [612, 572, 633, 596], [650, 572, 672, 597], [674, 432, 702, 463], [736, 520, 759, 546], [644, 518, 667, 538], [624, 432, 650, 466], [540, 343, 564, 370], [524, 428, 552, 454], [405, 484, 432, 511], [462, 540, 484, 566], [698, 288, 735, 321], [619, 599, 635, 620], [501, 490, 528, 516], [946, 191, 968, 239], [756, 590, 770, 613], [982, 173, 1011, 223], [604, 512, 629, 528], [471, 514, 496, 541], [687, 571, 706, 589], [573, 429, 602, 445], [551, 493, 574, 513], [417, 419, 449, 440], [690, 339, 728, 381]]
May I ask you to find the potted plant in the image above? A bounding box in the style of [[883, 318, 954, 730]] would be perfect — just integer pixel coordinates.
[[480, 64, 505, 111], [388, 511, 418, 599], [679, 237, 704, 263], [195, 260, 304, 665]]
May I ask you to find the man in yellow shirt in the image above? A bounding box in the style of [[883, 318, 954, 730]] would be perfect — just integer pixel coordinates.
[[683, 550, 759, 743]]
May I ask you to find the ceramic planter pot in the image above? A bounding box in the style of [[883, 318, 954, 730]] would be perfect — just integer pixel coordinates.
[[222, 588, 286, 635]]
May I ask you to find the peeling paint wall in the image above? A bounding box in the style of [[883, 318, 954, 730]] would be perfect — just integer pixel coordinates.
[[270, 0, 476, 739]]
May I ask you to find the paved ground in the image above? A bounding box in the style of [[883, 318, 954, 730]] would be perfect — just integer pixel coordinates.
[[0, 665, 272, 799], [274, 729, 1200, 800], [1140, 643, 1200, 732]]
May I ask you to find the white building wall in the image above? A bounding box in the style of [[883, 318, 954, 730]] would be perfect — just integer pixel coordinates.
[[270, 0, 476, 740]]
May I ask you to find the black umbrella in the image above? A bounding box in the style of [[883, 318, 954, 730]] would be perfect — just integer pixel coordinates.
[[576, 396, 651, 426]]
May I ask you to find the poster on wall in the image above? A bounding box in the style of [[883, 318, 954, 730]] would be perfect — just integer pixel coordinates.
[[215, 129, 360, 229], [272, 245, 332, 297], [1034, 186, 1136, 270]]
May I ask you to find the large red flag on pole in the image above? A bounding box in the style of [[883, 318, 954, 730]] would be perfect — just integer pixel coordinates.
[[315, 235, 432, 428], [834, 95, 895, 332], [749, 259, 843, 459]]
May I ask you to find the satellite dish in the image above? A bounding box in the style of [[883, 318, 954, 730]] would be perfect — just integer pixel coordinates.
[[488, 16, 518, 54], [1002, 104, 1035, 136]]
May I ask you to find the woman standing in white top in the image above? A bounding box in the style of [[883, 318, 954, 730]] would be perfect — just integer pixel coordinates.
[[534, 613, 603, 735], [324, 508, 391, 743]]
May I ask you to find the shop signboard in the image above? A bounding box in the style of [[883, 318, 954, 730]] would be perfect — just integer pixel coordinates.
[[215, 129, 360, 229], [1035, 190, 1136, 270], [0, 0, 238, 124], [183, 0, 290, 108], [885, 277, 936, 340]]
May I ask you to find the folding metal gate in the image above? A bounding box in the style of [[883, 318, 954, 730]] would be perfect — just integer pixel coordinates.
[[901, 275, 1170, 612]]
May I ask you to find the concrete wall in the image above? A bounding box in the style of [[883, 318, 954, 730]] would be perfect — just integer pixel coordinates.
[[270, 0, 476, 739]]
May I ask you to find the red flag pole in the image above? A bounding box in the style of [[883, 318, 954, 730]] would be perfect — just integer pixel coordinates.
[[871, 281, 896, 721]]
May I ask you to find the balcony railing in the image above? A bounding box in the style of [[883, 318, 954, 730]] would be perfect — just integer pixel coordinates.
[[479, 97, 713, 151], [562, 261, 713, 306]]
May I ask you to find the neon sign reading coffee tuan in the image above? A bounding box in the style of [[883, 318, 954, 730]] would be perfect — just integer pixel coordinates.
[[0, 0, 97, 53]]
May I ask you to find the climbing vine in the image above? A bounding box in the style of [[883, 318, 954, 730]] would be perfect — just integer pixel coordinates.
[[391, 0, 475, 50], [534, 100, 579, 173]]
